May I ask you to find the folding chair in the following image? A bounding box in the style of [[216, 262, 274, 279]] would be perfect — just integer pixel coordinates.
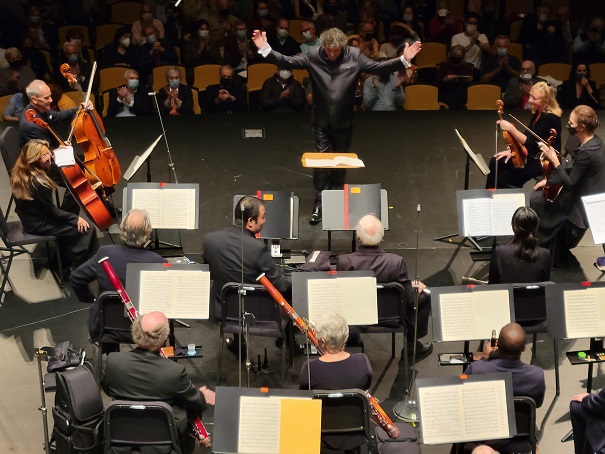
[[514, 396, 538, 454], [466, 84, 502, 110], [404, 84, 443, 110], [0, 126, 21, 219]]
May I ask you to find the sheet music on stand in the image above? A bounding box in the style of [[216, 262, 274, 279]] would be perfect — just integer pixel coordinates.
[[582, 192, 605, 244], [457, 189, 526, 237], [213, 386, 320, 454], [292, 271, 378, 325], [233, 192, 299, 239], [431, 284, 514, 342], [125, 263, 210, 319], [417, 372, 516, 445], [545, 281, 605, 339], [454, 129, 490, 175], [123, 182, 199, 230]]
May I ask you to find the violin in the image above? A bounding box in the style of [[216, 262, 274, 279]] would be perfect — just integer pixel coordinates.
[[60, 63, 122, 188], [540, 128, 563, 202], [24, 109, 114, 231], [497, 100, 527, 169]]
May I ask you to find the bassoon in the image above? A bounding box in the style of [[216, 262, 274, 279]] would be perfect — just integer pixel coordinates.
[[98, 257, 212, 447], [256, 273, 401, 439]]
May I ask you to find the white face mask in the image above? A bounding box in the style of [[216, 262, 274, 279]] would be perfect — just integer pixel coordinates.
[[520, 73, 532, 81], [277, 28, 289, 38], [279, 70, 291, 80], [199, 29, 209, 38], [120, 37, 131, 48], [466, 24, 477, 34], [437, 8, 448, 17], [302, 30, 313, 40]]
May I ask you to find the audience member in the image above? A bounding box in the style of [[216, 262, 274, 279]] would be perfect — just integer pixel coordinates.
[[358, 0, 379, 29], [337, 214, 433, 360], [502, 60, 541, 110], [141, 25, 178, 73], [293, 0, 321, 21], [19, 36, 51, 81], [267, 18, 301, 56], [570, 384, 605, 454], [478, 0, 507, 43], [0, 48, 36, 97], [55, 41, 92, 92], [518, 3, 552, 58], [259, 67, 305, 112], [556, 5, 578, 50], [527, 20, 568, 66], [300, 21, 321, 53], [451, 12, 491, 80], [2, 89, 27, 122], [203, 196, 291, 356], [401, 5, 425, 41], [316, 0, 350, 35], [156, 66, 194, 115], [488, 207, 550, 284], [408, 0, 434, 35], [102, 311, 215, 453], [354, 21, 380, 61], [223, 20, 259, 72], [380, 22, 419, 59], [435, 44, 473, 110], [201, 65, 247, 114], [572, 17, 605, 64], [557, 61, 600, 110], [183, 19, 223, 81], [363, 70, 405, 111], [299, 311, 373, 452], [24, 6, 52, 51], [207, 0, 239, 44], [106, 69, 152, 117], [428, 0, 462, 44], [480, 35, 521, 92], [248, 1, 277, 34], [132, 2, 165, 46], [163, 2, 185, 44], [466, 323, 546, 453], [99, 25, 142, 70]]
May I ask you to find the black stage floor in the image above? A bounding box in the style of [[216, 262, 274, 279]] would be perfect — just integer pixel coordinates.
[[1, 110, 603, 453]]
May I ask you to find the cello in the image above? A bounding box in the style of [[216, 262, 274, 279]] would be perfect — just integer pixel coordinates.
[[24, 109, 115, 231], [60, 62, 122, 187], [497, 100, 527, 169]]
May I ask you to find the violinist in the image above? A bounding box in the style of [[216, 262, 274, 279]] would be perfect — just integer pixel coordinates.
[[486, 81, 562, 189], [156, 66, 194, 115], [530, 106, 605, 266], [10, 139, 98, 270]]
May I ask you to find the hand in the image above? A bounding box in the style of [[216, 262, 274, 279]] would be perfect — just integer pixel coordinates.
[[580, 76, 589, 86], [77, 217, 90, 233], [495, 148, 512, 163], [521, 81, 532, 94], [81, 99, 94, 111], [539, 142, 559, 165], [251, 30, 267, 49], [412, 280, 426, 293], [445, 74, 457, 81], [572, 392, 589, 402], [280, 88, 291, 98], [218, 89, 231, 101], [200, 386, 216, 405], [497, 119, 514, 132], [403, 41, 422, 62], [533, 179, 547, 190], [117, 86, 128, 99]]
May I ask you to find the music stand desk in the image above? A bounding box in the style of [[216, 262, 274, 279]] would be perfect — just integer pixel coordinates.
[[301, 152, 362, 168]]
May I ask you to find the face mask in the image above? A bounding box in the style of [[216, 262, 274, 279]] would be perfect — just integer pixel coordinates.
[[236, 29, 247, 39], [364, 32, 374, 41], [437, 8, 448, 17], [146, 34, 157, 44], [302, 30, 312, 40], [279, 70, 291, 80], [576, 71, 587, 80], [258, 9, 268, 16], [277, 28, 288, 38], [451, 56, 462, 64], [538, 13, 547, 23], [466, 24, 477, 34], [496, 47, 508, 57], [142, 12, 152, 20], [520, 73, 532, 81], [30, 15, 42, 24], [220, 76, 232, 88], [168, 79, 180, 89], [403, 13, 413, 22], [120, 37, 131, 48], [67, 54, 79, 64], [566, 122, 577, 135], [127, 79, 139, 90], [199, 29, 209, 38]]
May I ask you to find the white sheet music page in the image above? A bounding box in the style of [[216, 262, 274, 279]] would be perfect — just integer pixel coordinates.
[[582, 193, 605, 244], [131, 189, 163, 228], [461, 380, 509, 441], [307, 279, 342, 323], [418, 385, 464, 444], [172, 270, 210, 319], [462, 198, 493, 237], [159, 188, 196, 229], [341, 277, 378, 325], [563, 288, 605, 338], [472, 289, 511, 339], [492, 193, 525, 236], [439, 293, 476, 341], [139, 271, 173, 314], [238, 396, 281, 453]]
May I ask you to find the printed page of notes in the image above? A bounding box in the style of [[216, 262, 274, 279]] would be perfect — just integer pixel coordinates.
[[563, 288, 605, 338], [461, 381, 509, 441], [418, 385, 464, 444], [462, 198, 493, 237], [238, 396, 280, 453], [492, 193, 525, 236], [472, 290, 511, 339], [307, 280, 342, 323], [160, 189, 196, 229], [439, 293, 476, 341], [341, 277, 378, 325], [139, 271, 173, 314], [131, 189, 163, 228]]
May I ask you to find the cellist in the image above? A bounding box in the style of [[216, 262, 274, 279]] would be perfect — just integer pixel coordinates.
[[486, 81, 562, 189]]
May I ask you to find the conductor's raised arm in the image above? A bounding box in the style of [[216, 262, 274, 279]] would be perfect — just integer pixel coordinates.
[[403, 41, 422, 63], [252, 30, 268, 50]]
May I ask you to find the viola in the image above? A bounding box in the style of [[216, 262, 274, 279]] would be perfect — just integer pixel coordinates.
[[497, 100, 527, 169], [60, 63, 122, 188], [24, 109, 114, 231], [540, 128, 563, 202]]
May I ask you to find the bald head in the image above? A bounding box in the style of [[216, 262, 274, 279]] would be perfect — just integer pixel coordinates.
[[141, 311, 168, 331], [471, 446, 499, 454], [120, 208, 152, 247], [356, 214, 384, 246], [497, 323, 526, 359], [132, 311, 170, 351]]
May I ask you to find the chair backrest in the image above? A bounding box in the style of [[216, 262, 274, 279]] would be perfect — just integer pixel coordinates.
[[57, 25, 91, 48], [110, 1, 144, 24], [191, 87, 201, 114], [98, 291, 133, 339], [104, 400, 182, 453], [95, 23, 125, 50], [193, 64, 222, 92], [0, 95, 13, 120], [512, 281, 555, 324], [590, 63, 605, 86], [63, 91, 96, 108], [247, 63, 278, 92], [99, 66, 130, 93], [221, 283, 284, 324], [414, 42, 446, 68], [101, 91, 111, 117], [0, 126, 21, 175], [404, 84, 440, 110], [313, 389, 374, 451], [508, 42, 524, 63], [537, 63, 571, 82], [290, 19, 306, 44], [39, 49, 53, 72], [466, 84, 502, 110], [376, 282, 406, 326], [292, 68, 310, 86], [152, 65, 188, 93], [514, 396, 537, 453]]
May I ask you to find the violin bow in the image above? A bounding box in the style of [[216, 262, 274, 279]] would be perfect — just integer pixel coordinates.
[[508, 113, 561, 154], [66, 61, 97, 144]]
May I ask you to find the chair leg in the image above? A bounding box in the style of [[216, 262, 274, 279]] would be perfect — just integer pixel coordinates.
[[0, 252, 15, 304], [532, 333, 538, 360], [217, 330, 224, 386], [47, 241, 64, 288], [4, 194, 14, 220], [554, 338, 560, 396], [391, 333, 395, 358]]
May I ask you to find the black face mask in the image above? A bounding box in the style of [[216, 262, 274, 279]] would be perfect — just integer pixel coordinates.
[[364, 32, 374, 41], [8, 59, 22, 69], [451, 56, 462, 64], [566, 122, 577, 135], [576, 72, 587, 81], [220, 77, 232, 88]]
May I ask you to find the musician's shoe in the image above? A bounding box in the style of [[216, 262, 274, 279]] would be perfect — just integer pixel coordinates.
[[225, 337, 247, 361], [309, 207, 322, 225], [402, 341, 433, 361]]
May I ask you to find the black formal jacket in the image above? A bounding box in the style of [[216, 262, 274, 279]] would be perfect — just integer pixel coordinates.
[[106, 86, 152, 117], [523, 111, 562, 160], [18, 103, 79, 147], [203, 225, 291, 319], [102, 348, 207, 435], [578, 386, 605, 453], [156, 84, 195, 115], [267, 34, 301, 56], [488, 243, 551, 284], [259, 74, 305, 112], [201, 81, 247, 114], [557, 78, 600, 110], [264, 46, 406, 128]]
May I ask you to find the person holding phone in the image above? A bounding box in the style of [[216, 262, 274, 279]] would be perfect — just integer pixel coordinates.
[[557, 61, 600, 109]]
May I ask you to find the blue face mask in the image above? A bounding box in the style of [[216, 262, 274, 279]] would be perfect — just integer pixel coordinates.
[[168, 79, 180, 89], [127, 79, 139, 90], [67, 54, 79, 64], [258, 9, 268, 16], [146, 34, 157, 44]]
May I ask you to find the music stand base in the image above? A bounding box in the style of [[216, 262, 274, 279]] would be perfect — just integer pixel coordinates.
[[393, 399, 420, 423]]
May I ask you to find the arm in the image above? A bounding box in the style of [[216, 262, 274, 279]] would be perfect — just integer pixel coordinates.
[[548, 147, 590, 189], [252, 30, 310, 69], [31, 180, 79, 224], [362, 76, 378, 109], [259, 243, 291, 293], [259, 78, 281, 111], [487, 247, 500, 284], [286, 81, 306, 111], [299, 360, 310, 390], [359, 41, 420, 74], [582, 387, 605, 416], [69, 255, 98, 302], [174, 366, 208, 414], [2, 95, 20, 122]]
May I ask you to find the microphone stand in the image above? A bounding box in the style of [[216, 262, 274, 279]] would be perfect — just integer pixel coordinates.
[[393, 204, 422, 423], [238, 204, 254, 388]]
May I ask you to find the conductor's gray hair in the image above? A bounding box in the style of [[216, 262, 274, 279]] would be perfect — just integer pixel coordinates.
[[120, 208, 153, 247], [356, 214, 384, 246], [313, 311, 349, 353], [320, 27, 348, 48]]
